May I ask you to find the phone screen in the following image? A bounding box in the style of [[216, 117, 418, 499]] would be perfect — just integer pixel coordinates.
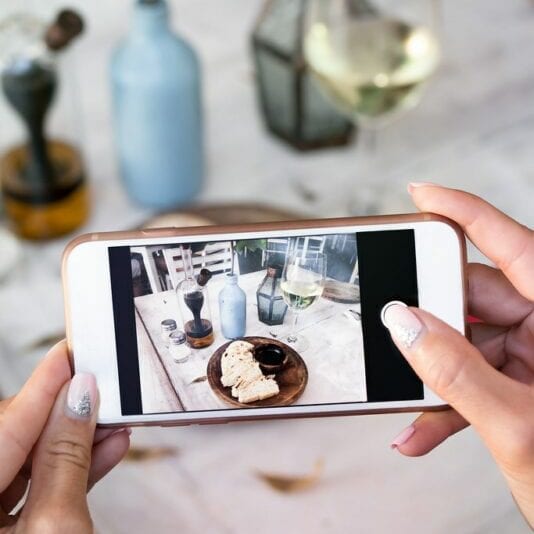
[[107, 229, 423, 415]]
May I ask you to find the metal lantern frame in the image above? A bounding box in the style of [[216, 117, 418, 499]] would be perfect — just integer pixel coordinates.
[[251, 0, 354, 151]]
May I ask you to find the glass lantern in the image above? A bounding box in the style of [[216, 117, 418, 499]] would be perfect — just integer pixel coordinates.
[[251, 0, 354, 150], [176, 245, 214, 349], [256, 266, 288, 325], [0, 9, 88, 240]]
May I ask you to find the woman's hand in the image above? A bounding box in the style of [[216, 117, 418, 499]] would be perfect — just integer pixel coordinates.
[[0, 341, 130, 533], [384, 184, 534, 525]]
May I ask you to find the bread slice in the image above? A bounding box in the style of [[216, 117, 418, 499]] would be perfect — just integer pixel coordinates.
[[220, 342, 255, 387], [220, 341, 280, 403], [237, 376, 279, 404], [226, 340, 254, 355], [221, 351, 254, 382], [231, 362, 263, 395]]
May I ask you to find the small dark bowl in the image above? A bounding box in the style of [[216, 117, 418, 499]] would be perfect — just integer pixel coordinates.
[[254, 343, 288, 373]]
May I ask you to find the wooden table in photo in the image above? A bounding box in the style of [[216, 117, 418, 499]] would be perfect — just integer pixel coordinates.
[[134, 270, 366, 413]]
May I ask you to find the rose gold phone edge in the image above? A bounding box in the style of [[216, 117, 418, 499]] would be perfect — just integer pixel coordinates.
[[62, 212, 468, 428]]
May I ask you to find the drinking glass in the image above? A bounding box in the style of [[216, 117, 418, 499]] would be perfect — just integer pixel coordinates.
[[281, 249, 326, 352], [304, 0, 440, 214]]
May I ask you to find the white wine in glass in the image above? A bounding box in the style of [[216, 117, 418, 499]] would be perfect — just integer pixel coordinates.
[[281, 250, 326, 352], [304, 0, 440, 214], [305, 16, 439, 126], [280, 279, 323, 311]]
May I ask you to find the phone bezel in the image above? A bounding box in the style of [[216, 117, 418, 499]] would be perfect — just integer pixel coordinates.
[[62, 213, 467, 427]]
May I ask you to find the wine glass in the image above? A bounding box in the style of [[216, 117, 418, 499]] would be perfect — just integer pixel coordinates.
[[280, 248, 326, 352], [304, 0, 440, 214]]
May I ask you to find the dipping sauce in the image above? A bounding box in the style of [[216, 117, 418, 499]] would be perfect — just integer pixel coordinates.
[[254, 343, 287, 373]]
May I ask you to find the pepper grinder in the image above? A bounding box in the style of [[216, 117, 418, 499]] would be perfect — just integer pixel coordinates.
[[0, 9, 88, 240]]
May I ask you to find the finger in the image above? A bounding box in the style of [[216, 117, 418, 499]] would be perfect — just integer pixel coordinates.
[[94, 427, 127, 445], [391, 409, 468, 456], [88, 430, 130, 491], [467, 263, 533, 326], [0, 340, 71, 492], [409, 184, 534, 300], [0, 427, 127, 510], [22, 373, 97, 531], [382, 303, 528, 443], [470, 323, 508, 369]]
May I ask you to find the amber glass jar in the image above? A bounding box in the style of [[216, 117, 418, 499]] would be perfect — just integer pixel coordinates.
[[1, 140, 89, 239]]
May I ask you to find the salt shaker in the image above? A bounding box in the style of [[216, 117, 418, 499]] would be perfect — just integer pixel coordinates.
[[160, 318, 177, 347], [169, 331, 190, 363]]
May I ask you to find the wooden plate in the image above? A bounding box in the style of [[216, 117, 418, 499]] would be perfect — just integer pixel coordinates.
[[207, 337, 308, 408], [141, 203, 305, 229]]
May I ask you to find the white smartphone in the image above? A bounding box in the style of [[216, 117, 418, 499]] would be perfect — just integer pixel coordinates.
[[62, 214, 467, 427]]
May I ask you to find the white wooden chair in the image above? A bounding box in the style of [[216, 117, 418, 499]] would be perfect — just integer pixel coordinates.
[[162, 243, 233, 289], [131, 246, 162, 294]]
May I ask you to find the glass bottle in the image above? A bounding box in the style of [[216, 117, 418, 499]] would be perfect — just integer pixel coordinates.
[[218, 273, 246, 339], [256, 266, 288, 325], [0, 10, 89, 240], [111, 0, 203, 208], [176, 246, 214, 349]]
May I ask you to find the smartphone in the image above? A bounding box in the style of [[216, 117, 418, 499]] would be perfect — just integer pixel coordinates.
[[62, 214, 467, 427]]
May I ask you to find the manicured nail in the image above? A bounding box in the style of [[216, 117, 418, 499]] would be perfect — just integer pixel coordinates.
[[382, 302, 423, 348], [391, 425, 416, 449], [67, 373, 97, 418]]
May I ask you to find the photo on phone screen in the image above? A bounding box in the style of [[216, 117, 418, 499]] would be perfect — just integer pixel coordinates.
[[108, 229, 423, 416]]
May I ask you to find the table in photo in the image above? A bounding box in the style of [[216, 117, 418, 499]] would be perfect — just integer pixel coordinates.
[[134, 270, 366, 413]]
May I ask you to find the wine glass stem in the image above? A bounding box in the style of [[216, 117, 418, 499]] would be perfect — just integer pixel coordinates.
[[287, 312, 299, 343], [360, 126, 378, 158]]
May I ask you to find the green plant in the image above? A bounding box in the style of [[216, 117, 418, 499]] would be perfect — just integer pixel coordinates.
[[234, 239, 267, 254]]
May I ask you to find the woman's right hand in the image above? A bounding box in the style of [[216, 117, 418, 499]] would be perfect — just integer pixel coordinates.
[[384, 185, 534, 526]]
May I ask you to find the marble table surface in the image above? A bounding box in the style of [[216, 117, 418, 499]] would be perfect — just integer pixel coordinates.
[[0, 0, 533, 532]]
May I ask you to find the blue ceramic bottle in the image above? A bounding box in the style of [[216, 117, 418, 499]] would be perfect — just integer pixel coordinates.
[[111, 0, 203, 208], [219, 274, 247, 339]]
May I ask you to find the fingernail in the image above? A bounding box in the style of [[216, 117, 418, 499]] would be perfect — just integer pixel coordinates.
[[407, 181, 438, 193], [382, 302, 423, 348], [67, 373, 96, 418], [391, 425, 416, 449], [126, 428, 132, 435]]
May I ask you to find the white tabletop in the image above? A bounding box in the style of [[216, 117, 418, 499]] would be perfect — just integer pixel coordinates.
[[134, 271, 365, 412], [0, 1, 532, 532]]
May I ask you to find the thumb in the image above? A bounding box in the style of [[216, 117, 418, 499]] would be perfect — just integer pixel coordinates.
[[23, 373, 97, 533], [382, 303, 521, 439]]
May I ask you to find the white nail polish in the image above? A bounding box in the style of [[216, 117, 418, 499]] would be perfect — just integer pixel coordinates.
[[382, 302, 423, 349]]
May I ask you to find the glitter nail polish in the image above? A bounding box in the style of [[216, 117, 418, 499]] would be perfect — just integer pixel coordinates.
[[67, 373, 96, 418], [382, 302, 423, 348]]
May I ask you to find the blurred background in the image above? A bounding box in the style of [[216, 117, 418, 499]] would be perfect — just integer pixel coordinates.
[[0, 0, 532, 532]]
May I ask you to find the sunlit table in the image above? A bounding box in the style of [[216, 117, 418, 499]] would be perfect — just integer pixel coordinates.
[[134, 271, 365, 413]]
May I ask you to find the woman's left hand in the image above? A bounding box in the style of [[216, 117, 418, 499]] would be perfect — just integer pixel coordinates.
[[0, 340, 130, 533]]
